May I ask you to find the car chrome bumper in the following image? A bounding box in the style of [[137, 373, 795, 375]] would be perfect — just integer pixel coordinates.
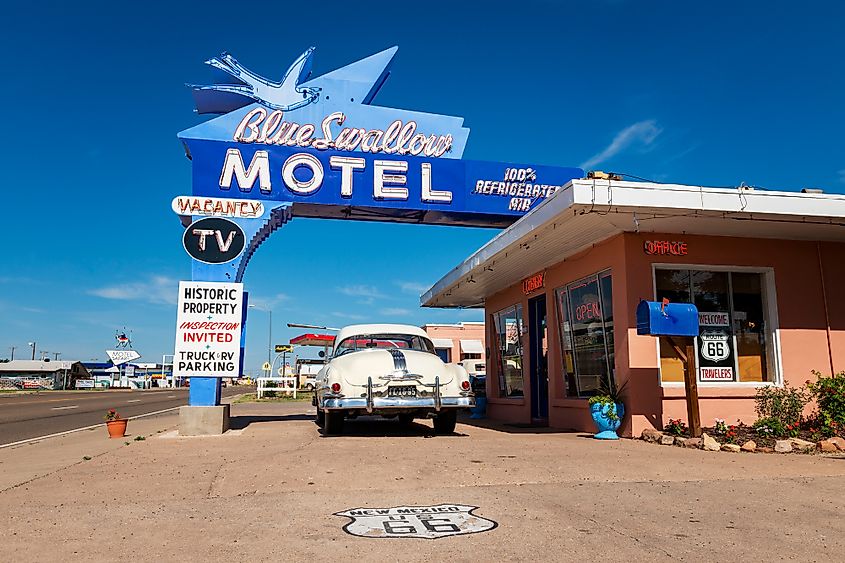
[[321, 396, 475, 411]]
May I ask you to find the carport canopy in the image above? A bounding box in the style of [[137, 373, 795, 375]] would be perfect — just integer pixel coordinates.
[[289, 333, 335, 347]]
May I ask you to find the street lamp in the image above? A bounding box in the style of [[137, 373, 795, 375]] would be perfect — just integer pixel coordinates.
[[248, 304, 273, 369], [28, 342, 36, 360]]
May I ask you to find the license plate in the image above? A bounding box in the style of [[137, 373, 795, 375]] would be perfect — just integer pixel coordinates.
[[388, 385, 417, 398]]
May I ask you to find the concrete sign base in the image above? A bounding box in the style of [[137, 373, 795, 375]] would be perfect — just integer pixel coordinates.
[[179, 405, 230, 436]]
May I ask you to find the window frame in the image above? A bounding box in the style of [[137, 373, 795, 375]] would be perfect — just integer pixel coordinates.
[[554, 269, 615, 398], [492, 303, 525, 399], [651, 263, 782, 387]]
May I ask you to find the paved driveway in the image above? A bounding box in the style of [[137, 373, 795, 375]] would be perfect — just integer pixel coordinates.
[[1, 400, 843, 562]]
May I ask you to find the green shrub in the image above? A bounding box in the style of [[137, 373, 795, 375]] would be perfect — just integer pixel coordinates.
[[753, 416, 785, 438], [754, 383, 810, 429], [807, 371, 845, 438]]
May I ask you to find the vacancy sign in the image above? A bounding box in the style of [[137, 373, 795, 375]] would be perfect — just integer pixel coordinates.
[[174, 281, 243, 378]]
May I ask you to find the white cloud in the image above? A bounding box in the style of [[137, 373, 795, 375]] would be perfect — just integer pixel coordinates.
[[331, 311, 366, 320], [580, 120, 662, 170], [88, 276, 178, 306], [380, 308, 412, 317], [397, 281, 430, 294], [338, 285, 386, 299], [249, 293, 291, 308]]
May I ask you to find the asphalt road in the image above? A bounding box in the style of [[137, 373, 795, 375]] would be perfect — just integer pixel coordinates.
[[0, 386, 252, 445]]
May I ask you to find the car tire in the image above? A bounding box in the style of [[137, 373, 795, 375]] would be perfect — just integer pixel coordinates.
[[398, 413, 414, 426], [315, 407, 325, 428], [324, 411, 344, 435], [433, 411, 457, 434]]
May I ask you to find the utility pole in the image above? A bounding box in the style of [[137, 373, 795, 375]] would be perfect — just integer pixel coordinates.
[[9, 346, 15, 361], [53, 352, 61, 361], [28, 342, 36, 360]]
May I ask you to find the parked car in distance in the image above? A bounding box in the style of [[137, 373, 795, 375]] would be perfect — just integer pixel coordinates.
[[460, 359, 486, 378], [314, 324, 475, 435], [296, 359, 325, 390]]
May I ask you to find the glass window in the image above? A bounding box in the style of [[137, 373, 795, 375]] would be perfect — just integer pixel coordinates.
[[655, 268, 772, 384], [555, 271, 615, 397], [493, 304, 524, 398], [435, 348, 451, 363], [461, 352, 482, 360], [732, 272, 769, 382], [334, 333, 436, 357]]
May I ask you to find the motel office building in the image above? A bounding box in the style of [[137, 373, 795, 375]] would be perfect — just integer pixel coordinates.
[[423, 179, 845, 436]]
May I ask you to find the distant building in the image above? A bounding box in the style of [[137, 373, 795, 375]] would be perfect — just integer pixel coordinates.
[[0, 360, 90, 390], [422, 322, 486, 365]]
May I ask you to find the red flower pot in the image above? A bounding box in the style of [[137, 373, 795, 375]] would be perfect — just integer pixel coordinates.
[[106, 419, 127, 438]]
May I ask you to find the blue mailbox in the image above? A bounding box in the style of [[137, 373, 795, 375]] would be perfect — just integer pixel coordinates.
[[636, 300, 699, 337]]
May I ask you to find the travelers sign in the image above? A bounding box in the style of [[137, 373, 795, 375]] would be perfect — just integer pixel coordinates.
[[174, 281, 243, 378], [697, 311, 735, 381]]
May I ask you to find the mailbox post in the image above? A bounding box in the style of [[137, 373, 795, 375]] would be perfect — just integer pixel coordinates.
[[636, 300, 702, 437]]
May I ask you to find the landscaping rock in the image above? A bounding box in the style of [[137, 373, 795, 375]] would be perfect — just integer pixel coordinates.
[[740, 440, 757, 452], [683, 437, 702, 448], [722, 444, 741, 453], [702, 433, 721, 451], [660, 434, 675, 446], [829, 437, 845, 451], [641, 428, 663, 443], [674, 436, 686, 446], [788, 438, 816, 452], [774, 440, 793, 453], [759, 446, 774, 453], [819, 439, 838, 453]]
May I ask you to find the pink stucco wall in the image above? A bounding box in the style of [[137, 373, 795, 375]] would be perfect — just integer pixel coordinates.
[[421, 323, 486, 365], [483, 233, 845, 437]]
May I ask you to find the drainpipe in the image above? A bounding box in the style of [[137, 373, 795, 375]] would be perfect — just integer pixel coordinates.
[[817, 242, 835, 376]]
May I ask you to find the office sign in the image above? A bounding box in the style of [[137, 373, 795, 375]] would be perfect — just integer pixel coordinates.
[[174, 281, 243, 378], [275, 344, 293, 353]]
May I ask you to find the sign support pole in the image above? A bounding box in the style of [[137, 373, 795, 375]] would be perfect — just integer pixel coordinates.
[[667, 337, 702, 438]]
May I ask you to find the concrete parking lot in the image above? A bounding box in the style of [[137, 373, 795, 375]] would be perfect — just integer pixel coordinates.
[[1, 399, 844, 562]]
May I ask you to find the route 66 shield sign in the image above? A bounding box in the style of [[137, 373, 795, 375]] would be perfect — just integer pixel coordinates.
[[335, 504, 497, 539]]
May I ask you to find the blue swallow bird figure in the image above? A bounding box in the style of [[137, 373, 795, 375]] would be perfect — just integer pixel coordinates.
[[190, 47, 321, 114]]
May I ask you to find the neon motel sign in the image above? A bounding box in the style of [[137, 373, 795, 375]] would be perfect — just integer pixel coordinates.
[[178, 46, 584, 250]]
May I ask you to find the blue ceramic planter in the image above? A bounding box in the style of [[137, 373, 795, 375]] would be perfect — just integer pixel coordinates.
[[469, 396, 487, 419], [590, 402, 624, 440]]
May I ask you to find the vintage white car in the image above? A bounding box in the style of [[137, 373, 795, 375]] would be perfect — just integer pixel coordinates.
[[314, 324, 475, 435]]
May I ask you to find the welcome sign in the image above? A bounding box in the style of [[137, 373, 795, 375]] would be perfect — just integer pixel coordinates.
[[179, 47, 582, 229]]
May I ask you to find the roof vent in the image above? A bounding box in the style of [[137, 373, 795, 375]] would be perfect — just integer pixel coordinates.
[[801, 188, 824, 194]]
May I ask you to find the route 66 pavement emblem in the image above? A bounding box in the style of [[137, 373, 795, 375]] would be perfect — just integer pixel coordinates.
[[335, 504, 497, 539]]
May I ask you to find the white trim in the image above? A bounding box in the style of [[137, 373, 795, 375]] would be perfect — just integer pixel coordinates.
[[651, 263, 782, 387]]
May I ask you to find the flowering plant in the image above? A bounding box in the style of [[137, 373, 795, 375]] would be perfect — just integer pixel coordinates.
[[104, 409, 122, 421], [806, 371, 845, 438], [724, 424, 740, 444], [713, 418, 728, 435], [664, 418, 687, 437]]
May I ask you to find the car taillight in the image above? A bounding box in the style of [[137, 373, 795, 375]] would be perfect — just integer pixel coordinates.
[[461, 380, 470, 390], [331, 382, 341, 393]]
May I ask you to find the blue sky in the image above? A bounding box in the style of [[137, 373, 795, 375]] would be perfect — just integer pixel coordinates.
[[1, 1, 843, 372]]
